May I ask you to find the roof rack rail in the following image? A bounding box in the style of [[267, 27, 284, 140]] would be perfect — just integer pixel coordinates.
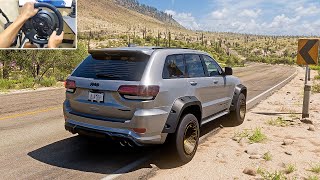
[[151, 47, 192, 50]]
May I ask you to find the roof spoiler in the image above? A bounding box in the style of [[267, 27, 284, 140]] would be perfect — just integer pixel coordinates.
[[89, 49, 148, 55]]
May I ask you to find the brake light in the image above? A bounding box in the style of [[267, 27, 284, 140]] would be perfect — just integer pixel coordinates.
[[118, 85, 159, 100], [65, 79, 76, 93]]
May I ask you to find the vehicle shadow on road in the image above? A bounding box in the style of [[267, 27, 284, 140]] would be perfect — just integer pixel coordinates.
[[28, 136, 154, 174], [28, 116, 240, 174]]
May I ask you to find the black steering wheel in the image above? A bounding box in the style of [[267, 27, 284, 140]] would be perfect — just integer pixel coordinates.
[[22, 3, 64, 45]]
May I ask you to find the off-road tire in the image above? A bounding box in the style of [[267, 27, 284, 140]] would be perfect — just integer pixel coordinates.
[[230, 93, 246, 124], [173, 114, 200, 163]]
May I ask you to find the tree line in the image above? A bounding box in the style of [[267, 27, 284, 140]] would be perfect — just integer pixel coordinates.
[[0, 43, 87, 90]]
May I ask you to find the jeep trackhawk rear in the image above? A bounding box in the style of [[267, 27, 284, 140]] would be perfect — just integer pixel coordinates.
[[64, 47, 247, 163]]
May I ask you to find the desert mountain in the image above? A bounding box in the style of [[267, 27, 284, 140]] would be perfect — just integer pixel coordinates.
[[78, 0, 184, 33]]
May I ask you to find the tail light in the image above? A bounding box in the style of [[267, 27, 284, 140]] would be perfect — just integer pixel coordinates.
[[133, 128, 146, 134], [65, 79, 76, 93], [118, 85, 159, 100]]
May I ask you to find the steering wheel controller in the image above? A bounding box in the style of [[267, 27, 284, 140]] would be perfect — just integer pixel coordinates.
[[22, 3, 63, 45]]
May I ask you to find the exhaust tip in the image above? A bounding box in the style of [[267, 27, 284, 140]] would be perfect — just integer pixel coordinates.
[[72, 125, 78, 134], [127, 141, 134, 148], [119, 140, 127, 147]]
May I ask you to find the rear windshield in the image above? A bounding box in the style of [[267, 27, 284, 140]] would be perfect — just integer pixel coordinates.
[[72, 53, 149, 81]]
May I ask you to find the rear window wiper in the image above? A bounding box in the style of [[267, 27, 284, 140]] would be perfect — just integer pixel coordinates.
[[96, 73, 121, 79]]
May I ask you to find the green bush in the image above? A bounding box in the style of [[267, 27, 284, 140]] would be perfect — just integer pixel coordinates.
[[16, 78, 34, 89], [53, 70, 70, 81], [315, 71, 320, 80], [0, 79, 16, 90], [249, 128, 267, 143], [39, 77, 57, 87], [313, 84, 320, 93], [310, 65, 320, 71], [257, 168, 286, 180], [0, 78, 35, 90]]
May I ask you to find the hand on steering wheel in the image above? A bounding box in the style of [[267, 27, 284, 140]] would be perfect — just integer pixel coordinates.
[[20, 1, 38, 21], [48, 30, 64, 48], [22, 2, 64, 45]]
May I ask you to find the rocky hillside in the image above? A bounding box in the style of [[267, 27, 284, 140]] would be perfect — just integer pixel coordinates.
[[77, 0, 184, 33], [114, 0, 181, 27]]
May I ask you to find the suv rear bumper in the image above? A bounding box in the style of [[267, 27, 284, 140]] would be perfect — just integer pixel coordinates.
[[63, 101, 169, 145], [65, 121, 146, 146]]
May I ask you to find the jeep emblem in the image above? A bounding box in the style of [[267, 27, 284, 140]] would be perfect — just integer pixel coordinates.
[[90, 82, 100, 87]]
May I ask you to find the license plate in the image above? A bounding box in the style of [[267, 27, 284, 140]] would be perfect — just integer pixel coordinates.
[[88, 92, 104, 103]]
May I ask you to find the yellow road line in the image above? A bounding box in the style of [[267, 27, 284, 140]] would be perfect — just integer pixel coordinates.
[[0, 106, 62, 121]]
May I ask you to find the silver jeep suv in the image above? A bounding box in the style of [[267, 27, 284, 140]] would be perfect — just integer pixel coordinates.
[[64, 47, 247, 162]]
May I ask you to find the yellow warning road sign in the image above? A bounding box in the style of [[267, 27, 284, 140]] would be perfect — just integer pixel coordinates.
[[297, 39, 319, 65]]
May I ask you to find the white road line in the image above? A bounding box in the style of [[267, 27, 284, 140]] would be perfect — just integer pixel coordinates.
[[101, 69, 298, 180], [247, 70, 297, 105], [101, 153, 157, 180]]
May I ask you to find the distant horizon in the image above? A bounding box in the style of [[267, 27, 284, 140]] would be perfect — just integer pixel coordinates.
[[137, 0, 320, 36], [191, 30, 320, 38]]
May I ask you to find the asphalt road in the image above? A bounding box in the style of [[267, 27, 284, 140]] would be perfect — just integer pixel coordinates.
[[0, 64, 296, 180]]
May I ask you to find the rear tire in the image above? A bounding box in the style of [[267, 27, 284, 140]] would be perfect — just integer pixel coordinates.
[[230, 93, 246, 124], [173, 114, 200, 163]]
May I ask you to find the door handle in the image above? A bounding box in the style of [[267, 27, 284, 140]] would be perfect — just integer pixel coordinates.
[[213, 81, 219, 84], [190, 81, 198, 86]]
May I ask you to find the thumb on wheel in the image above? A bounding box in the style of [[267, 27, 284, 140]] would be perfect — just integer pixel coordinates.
[[51, 31, 57, 36]]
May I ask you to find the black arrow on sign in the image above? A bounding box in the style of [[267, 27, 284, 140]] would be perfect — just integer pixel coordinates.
[[299, 40, 317, 64]]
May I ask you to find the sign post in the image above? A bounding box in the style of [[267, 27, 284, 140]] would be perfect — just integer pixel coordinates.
[[297, 39, 319, 118], [305, 65, 309, 84]]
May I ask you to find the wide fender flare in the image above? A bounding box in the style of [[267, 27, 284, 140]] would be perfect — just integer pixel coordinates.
[[162, 96, 202, 133], [230, 84, 247, 111]]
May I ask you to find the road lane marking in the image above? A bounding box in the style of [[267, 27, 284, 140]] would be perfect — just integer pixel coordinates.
[[0, 106, 61, 121], [101, 153, 157, 180], [247, 70, 297, 105], [101, 69, 298, 180]]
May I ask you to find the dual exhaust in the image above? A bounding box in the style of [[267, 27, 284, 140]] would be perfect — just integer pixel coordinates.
[[119, 139, 135, 148], [65, 123, 138, 148]]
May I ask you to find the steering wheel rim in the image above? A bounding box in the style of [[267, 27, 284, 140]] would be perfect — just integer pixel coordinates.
[[22, 2, 64, 45]]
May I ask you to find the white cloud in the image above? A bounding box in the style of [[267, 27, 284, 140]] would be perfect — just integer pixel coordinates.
[[210, 8, 228, 19], [268, 14, 301, 28], [165, 10, 200, 30], [239, 9, 262, 18], [166, 0, 320, 35], [202, 0, 320, 35], [295, 6, 319, 16]]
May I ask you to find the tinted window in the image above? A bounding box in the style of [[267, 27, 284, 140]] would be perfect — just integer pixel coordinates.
[[72, 54, 149, 81], [185, 54, 205, 78], [163, 55, 185, 79], [203, 55, 222, 76]]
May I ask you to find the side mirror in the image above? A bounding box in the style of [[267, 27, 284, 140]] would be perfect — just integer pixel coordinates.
[[225, 67, 233, 76]]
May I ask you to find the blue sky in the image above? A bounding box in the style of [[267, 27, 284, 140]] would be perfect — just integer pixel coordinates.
[[137, 0, 320, 36]]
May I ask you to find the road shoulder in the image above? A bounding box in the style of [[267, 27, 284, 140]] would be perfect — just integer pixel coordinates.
[[0, 86, 64, 96]]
